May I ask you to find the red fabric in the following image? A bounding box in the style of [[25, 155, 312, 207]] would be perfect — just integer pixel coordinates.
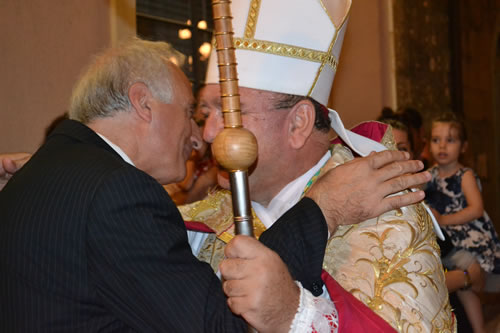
[[184, 220, 215, 233], [321, 270, 397, 333], [331, 121, 389, 157]]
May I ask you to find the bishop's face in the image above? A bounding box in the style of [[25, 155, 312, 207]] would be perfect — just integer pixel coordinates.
[[198, 84, 291, 204]]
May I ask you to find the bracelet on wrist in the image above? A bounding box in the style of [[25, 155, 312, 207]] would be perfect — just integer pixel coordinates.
[[461, 270, 471, 290]]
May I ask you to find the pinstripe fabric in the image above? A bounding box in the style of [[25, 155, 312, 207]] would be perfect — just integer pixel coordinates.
[[260, 197, 328, 296], [0, 119, 328, 332]]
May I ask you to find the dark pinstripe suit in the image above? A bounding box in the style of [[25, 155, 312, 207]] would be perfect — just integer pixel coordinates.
[[0, 119, 328, 332]]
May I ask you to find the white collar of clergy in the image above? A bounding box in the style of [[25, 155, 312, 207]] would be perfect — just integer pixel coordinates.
[[252, 151, 331, 229]]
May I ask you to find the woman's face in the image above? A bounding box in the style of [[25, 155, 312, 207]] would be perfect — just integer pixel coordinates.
[[393, 128, 413, 159]]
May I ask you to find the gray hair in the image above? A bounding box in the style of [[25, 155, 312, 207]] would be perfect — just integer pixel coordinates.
[[68, 38, 185, 124]]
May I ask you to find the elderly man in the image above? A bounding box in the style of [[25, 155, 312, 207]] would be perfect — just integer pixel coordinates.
[[181, 0, 455, 331], [0, 38, 372, 332]]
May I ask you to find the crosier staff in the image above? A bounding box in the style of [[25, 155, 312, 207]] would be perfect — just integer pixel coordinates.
[[211, 0, 257, 237]]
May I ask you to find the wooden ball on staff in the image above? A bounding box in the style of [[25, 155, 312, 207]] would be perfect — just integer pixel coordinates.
[[212, 127, 257, 171]]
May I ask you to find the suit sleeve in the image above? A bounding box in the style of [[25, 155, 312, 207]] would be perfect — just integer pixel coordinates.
[[259, 197, 328, 296], [86, 166, 246, 332]]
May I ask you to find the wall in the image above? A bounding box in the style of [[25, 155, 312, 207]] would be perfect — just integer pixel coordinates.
[[329, 0, 395, 128], [0, 0, 130, 153], [110, 0, 137, 46], [0, 0, 389, 151], [458, 0, 499, 225], [393, 0, 452, 120], [496, 19, 500, 232]]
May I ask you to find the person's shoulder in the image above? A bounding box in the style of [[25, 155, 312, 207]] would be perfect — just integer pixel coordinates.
[[90, 163, 173, 217], [459, 166, 476, 177], [458, 166, 479, 182], [52, 141, 158, 198], [460, 167, 482, 191]]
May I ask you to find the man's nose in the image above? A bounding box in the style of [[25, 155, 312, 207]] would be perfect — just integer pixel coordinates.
[[202, 111, 224, 143], [191, 120, 204, 151]]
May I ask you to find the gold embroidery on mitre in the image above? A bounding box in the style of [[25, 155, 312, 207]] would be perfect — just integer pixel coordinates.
[[307, 25, 338, 97], [244, 0, 261, 38], [307, 3, 350, 98], [233, 37, 338, 71]]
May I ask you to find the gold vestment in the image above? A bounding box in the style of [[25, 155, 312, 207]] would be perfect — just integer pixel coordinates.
[[179, 143, 455, 332]]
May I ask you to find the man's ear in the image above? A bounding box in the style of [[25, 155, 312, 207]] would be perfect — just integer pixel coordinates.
[[287, 100, 315, 149], [128, 82, 153, 122]]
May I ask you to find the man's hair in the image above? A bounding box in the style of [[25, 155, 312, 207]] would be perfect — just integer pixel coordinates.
[[68, 38, 185, 124], [272, 94, 331, 132]]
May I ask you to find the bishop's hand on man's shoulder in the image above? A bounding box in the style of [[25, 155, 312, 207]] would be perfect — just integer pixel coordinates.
[[0, 152, 31, 191], [305, 150, 431, 234]]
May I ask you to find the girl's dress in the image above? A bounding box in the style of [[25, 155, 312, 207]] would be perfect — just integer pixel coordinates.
[[425, 166, 500, 274]]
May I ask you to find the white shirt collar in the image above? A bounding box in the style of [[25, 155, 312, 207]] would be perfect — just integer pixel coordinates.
[[96, 133, 135, 166], [252, 151, 331, 228]]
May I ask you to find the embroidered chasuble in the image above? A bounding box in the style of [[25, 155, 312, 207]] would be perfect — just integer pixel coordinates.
[[179, 136, 455, 332]]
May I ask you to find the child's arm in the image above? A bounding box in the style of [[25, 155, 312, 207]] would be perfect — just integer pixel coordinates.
[[437, 170, 484, 226]]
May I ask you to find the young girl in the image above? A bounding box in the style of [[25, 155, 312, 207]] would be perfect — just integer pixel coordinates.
[[425, 112, 500, 333]]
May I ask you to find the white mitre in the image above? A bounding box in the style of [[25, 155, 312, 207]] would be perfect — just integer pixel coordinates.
[[205, 0, 349, 106]]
